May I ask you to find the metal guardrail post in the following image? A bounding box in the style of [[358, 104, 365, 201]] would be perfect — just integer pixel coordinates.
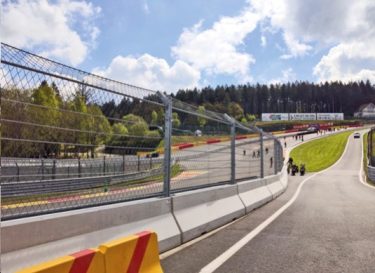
[[230, 122, 236, 184], [123, 154, 126, 173], [52, 159, 56, 179], [16, 162, 20, 182], [223, 114, 236, 184], [78, 157, 81, 178], [260, 130, 264, 178], [274, 139, 278, 174], [41, 159, 45, 180], [162, 95, 172, 197], [103, 156, 106, 175]]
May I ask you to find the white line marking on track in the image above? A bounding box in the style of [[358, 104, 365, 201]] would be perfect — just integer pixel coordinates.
[[199, 132, 352, 273]]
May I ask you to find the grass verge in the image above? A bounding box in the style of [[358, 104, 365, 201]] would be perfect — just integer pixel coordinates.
[[289, 131, 352, 172]]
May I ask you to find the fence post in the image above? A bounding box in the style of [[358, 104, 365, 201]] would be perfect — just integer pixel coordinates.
[[78, 157, 81, 178], [260, 130, 264, 178], [162, 95, 172, 197], [52, 159, 56, 179], [274, 139, 278, 174], [41, 159, 45, 180], [230, 122, 236, 184], [123, 154, 126, 173], [103, 156, 106, 175], [16, 162, 20, 182], [137, 155, 140, 172]]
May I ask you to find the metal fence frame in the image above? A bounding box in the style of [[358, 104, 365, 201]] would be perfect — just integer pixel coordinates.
[[1, 43, 284, 220]]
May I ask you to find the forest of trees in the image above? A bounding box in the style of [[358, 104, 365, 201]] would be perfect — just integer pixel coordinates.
[[100, 81, 375, 128], [3, 80, 374, 158]]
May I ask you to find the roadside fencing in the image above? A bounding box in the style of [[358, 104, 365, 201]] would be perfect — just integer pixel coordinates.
[[0, 43, 284, 220]]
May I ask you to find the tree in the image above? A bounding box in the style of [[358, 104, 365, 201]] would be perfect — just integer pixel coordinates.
[[246, 114, 256, 122], [109, 123, 129, 147], [228, 102, 244, 121], [87, 105, 112, 157], [67, 92, 89, 156], [197, 106, 207, 128], [172, 112, 181, 128], [31, 81, 62, 157], [151, 110, 158, 125]]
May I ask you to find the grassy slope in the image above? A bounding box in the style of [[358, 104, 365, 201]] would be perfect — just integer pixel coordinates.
[[290, 131, 352, 172]]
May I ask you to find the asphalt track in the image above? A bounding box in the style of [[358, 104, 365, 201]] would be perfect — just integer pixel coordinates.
[[162, 131, 375, 273]]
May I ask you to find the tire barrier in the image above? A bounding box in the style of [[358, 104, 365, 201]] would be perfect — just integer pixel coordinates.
[[16, 231, 162, 273]]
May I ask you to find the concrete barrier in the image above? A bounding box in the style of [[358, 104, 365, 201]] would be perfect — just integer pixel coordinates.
[[172, 184, 246, 243], [2, 198, 180, 273], [99, 231, 162, 273], [266, 173, 286, 198], [16, 248, 105, 273], [237, 178, 273, 213], [15, 231, 162, 273], [3, 171, 289, 273]]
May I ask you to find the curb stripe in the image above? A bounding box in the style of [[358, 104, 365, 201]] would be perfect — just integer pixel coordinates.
[[69, 249, 96, 273], [127, 231, 152, 273]]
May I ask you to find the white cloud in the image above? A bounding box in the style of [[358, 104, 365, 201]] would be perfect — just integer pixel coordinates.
[[260, 35, 267, 47], [280, 32, 312, 59], [250, 0, 375, 82], [269, 68, 296, 84], [1, 0, 101, 66], [92, 54, 201, 93], [94, 3, 262, 92], [314, 40, 375, 82], [142, 1, 150, 14], [172, 8, 261, 82]]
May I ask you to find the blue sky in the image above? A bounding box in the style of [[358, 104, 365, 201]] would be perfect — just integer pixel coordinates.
[[2, 0, 375, 93]]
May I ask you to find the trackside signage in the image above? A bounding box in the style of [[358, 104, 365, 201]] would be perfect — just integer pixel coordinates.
[[261, 113, 289, 121], [261, 113, 344, 121], [317, 113, 344, 120]]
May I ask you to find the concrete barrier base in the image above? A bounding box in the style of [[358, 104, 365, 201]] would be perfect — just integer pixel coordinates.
[[266, 174, 285, 198], [238, 178, 273, 213], [1, 198, 180, 273], [2, 171, 289, 273], [172, 184, 246, 243]]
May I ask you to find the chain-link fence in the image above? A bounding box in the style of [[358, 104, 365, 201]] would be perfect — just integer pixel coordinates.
[[0, 43, 284, 220]]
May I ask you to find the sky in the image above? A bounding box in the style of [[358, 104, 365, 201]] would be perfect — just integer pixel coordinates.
[[2, 0, 375, 94]]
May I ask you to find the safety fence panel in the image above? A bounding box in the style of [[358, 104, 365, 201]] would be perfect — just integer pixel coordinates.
[[1, 43, 166, 219], [1, 43, 284, 220], [169, 104, 233, 191]]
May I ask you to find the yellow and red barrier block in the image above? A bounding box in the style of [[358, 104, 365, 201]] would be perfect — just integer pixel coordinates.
[[17, 248, 105, 273], [99, 231, 162, 273], [16, 231, 163, 273]]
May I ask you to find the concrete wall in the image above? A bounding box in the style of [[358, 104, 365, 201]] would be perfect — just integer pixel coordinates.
[[1, 169, 288, 273]]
